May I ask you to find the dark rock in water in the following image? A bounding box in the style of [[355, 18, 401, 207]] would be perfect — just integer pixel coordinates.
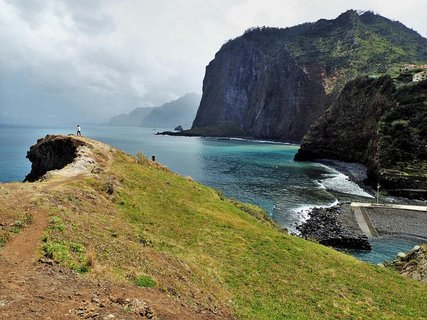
[[297, 204, 371, 251], [174, 125, 183, 131], [24, 135, 85, 182]]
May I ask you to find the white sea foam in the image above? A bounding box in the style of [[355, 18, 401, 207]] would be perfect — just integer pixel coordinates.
[[318, 165, 374, 198], [289, 199, 339, 234], [227, 137, 292, 145], [292, 199, 340, 223]]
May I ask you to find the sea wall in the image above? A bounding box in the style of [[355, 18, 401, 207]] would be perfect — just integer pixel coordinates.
[[297, 203, 371, 250]]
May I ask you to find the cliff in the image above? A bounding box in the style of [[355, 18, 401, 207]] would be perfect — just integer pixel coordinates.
[[190, 10, 426, 141], [1, 135, 426, 318], [295, 77, 427, 196]]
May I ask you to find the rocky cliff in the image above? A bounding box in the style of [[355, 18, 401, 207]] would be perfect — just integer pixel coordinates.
[[295, 77, 427, 196], [191, 10, 426, 141], [24, 135, 85, 182], [385, 244, 427, 283]]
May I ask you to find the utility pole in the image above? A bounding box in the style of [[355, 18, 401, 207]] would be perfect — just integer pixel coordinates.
[[376, 183, 381, 204]]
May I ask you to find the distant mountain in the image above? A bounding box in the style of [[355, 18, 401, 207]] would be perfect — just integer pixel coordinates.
[[106, 93, 201, 129], [141, 93, 201, 129], [190, 10, 426, 141], [107, 107, 154, 126]]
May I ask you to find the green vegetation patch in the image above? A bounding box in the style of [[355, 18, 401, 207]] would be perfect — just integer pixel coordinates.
[[134, 275, 156, 288]]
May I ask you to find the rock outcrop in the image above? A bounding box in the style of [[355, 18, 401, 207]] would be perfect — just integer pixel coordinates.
[[190, 10, 426, 141], [385, 244, 427, 283], [24, 135, 85, 182], [295, 77, 427, 196], [297, 204, 371, 250]]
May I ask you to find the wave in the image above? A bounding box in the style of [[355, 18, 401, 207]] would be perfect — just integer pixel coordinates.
[[220, 137, 293, 145], [292, 199, 339, 222], [318, 165, 374, 198], [289, 199, 339, 235]]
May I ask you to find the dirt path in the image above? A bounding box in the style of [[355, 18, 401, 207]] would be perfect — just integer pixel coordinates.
[[0, 137, 223, 320]]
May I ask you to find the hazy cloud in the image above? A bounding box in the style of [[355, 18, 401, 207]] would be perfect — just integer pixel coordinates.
[[0, 0, 426, 125]]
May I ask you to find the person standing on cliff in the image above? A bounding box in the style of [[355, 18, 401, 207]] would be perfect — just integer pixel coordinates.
[[77, 125, 81, 136]]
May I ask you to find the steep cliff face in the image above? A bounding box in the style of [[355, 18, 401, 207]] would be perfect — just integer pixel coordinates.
[[192, 10, 426, 141], [194, 41, 325, 141], [295, 77, 427, 196], [295, 76, 396, 173]]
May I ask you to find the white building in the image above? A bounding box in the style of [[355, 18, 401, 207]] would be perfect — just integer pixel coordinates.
[[413, 71, 427, 82]]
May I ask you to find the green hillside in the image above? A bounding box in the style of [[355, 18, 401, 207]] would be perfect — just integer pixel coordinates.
[[20, 138, 425, 319]]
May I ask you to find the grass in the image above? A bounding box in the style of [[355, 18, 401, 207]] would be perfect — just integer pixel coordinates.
[[0, 204, 33, 247], [134, 275, 156, 288], [20, 148, 427, 319]]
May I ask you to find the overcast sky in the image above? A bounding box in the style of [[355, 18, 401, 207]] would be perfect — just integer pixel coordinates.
[[1, 0, 426, 125]]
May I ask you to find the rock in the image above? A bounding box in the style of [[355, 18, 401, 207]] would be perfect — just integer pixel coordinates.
[[174, 125, 183, 131], [24, 135, 85, 182], [91, 297, 100, 304], [385, 244, 427, 283], [397, 252, 407, 259], [103, 314, 115, 320]]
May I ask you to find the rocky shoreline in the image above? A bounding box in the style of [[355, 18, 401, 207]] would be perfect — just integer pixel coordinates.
[[297, 203, 371, 251], [385, 244, 427, 283]]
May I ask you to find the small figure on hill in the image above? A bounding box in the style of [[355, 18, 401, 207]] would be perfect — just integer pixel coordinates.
[[77, 125, 82, 136]]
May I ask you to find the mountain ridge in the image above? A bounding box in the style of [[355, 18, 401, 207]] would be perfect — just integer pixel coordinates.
[[107, 93, 201, 129]]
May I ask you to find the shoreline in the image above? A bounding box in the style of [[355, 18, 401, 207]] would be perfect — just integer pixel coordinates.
[[156, 130, 301, 145]]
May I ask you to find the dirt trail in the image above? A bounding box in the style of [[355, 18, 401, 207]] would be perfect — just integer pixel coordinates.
[[0, 136, 221, 320]]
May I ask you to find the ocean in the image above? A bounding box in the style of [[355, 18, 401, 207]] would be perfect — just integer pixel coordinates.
[[0, 125, 422, 264]]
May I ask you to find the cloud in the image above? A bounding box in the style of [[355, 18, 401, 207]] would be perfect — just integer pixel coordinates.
[[0, 0, 426, 125]]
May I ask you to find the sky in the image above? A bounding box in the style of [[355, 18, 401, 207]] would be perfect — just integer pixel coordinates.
[[1, 0, 426, 126]]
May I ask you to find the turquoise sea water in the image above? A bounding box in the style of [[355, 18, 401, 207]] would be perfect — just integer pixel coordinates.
[[0, 125, 422, 263]]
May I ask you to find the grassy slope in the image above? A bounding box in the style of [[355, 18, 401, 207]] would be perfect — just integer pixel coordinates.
[[37, 149, 426, 319]]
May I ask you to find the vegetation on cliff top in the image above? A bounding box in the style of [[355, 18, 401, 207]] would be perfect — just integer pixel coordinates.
[[2, 137, 425, 319], [236, 10, 425, 92]]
